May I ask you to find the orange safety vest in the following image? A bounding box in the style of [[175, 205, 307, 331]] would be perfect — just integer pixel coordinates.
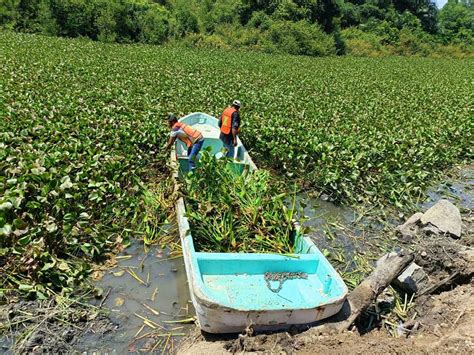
[[221, 107, 237, 135], [173, 122, 203, 148]]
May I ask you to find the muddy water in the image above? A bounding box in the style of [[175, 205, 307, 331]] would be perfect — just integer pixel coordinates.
[[296, 194, 374, 257], [422, 167, 473, 210], [78, 241, 194, 353], [296, 195, 356, 228], [297, 166, 474, 279]]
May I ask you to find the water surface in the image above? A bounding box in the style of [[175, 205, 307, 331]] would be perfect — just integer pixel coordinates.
[[78, 240, 194, 353]]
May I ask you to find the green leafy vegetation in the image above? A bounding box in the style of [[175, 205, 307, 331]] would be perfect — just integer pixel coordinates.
[[185, 152, 296, 253], [0, 32, 472, 299], [0, 0, 472, 57], [0, 32, 168, 298]]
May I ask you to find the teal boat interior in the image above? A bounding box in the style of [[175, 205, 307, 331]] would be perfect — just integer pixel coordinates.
[[176, 112, 347, 311], [182, 234, 347, 311]]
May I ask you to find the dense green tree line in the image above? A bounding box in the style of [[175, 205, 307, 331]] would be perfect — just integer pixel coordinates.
[[0, 0, 472, 56]]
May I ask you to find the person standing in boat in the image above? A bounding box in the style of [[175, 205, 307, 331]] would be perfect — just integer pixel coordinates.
[[163, 114, 204, 171], [218, 100, 241, 158]]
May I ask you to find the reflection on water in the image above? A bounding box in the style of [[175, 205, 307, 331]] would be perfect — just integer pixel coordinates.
[[0, 339, 12, 355], [78, 240, 194, 353]]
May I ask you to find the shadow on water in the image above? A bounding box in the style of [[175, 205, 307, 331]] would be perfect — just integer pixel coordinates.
[[77, 239, 194, 353]]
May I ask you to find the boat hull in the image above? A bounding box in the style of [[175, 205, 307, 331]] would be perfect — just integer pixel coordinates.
[[193, 297, 345, 334], [172, 113, 348, 334]]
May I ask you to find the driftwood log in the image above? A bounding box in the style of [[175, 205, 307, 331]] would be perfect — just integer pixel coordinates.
[[310, 249, 414, 333]]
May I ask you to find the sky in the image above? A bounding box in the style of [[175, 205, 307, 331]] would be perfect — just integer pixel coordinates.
[[435, 0, 448, 8]]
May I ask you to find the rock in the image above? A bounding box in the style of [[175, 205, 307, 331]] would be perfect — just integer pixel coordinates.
[[378, 288, 395, 305], [392, 262, 429, 293], [401, 212, 424, 227], [420, 200, 462, 238], [421, 223, 441, 236], [396, 212, 423, 241], [420, 251, 427, 258]]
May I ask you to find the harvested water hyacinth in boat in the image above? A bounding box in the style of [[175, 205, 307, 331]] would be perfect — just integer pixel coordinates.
[[184, 152, 297, 254]]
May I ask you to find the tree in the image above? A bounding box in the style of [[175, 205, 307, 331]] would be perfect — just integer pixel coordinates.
[[273, 0, 309, 21], [172, 0, 199, 37], [136, 3, 172, 44], [439, 0, 474, 42], [0, 0, 20, 29], [95, 0, 120, 42], [267, 19, 336, 55], [313, 0, 342, 33], [392, 0, 439, 33], [36, 0, 58, 34], [341, 2, 361, 28], [49, 0, 95, 38]]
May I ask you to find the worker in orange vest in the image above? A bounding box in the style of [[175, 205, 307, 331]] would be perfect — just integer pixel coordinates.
[[163, 114, 204, 170], [218, 100, 241, 158]]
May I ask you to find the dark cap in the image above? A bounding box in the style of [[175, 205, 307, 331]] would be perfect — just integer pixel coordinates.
[[168, 114, 178, 122]]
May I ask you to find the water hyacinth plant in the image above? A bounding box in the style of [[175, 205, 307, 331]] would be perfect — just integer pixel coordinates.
[[184, 152, 297, 254], [1, 31, 472, 298]]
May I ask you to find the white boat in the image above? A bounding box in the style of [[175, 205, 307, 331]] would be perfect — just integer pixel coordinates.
[[171, 112, 348, 334]]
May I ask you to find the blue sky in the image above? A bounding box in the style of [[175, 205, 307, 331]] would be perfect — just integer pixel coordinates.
[[435, 0, 448, 8]]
